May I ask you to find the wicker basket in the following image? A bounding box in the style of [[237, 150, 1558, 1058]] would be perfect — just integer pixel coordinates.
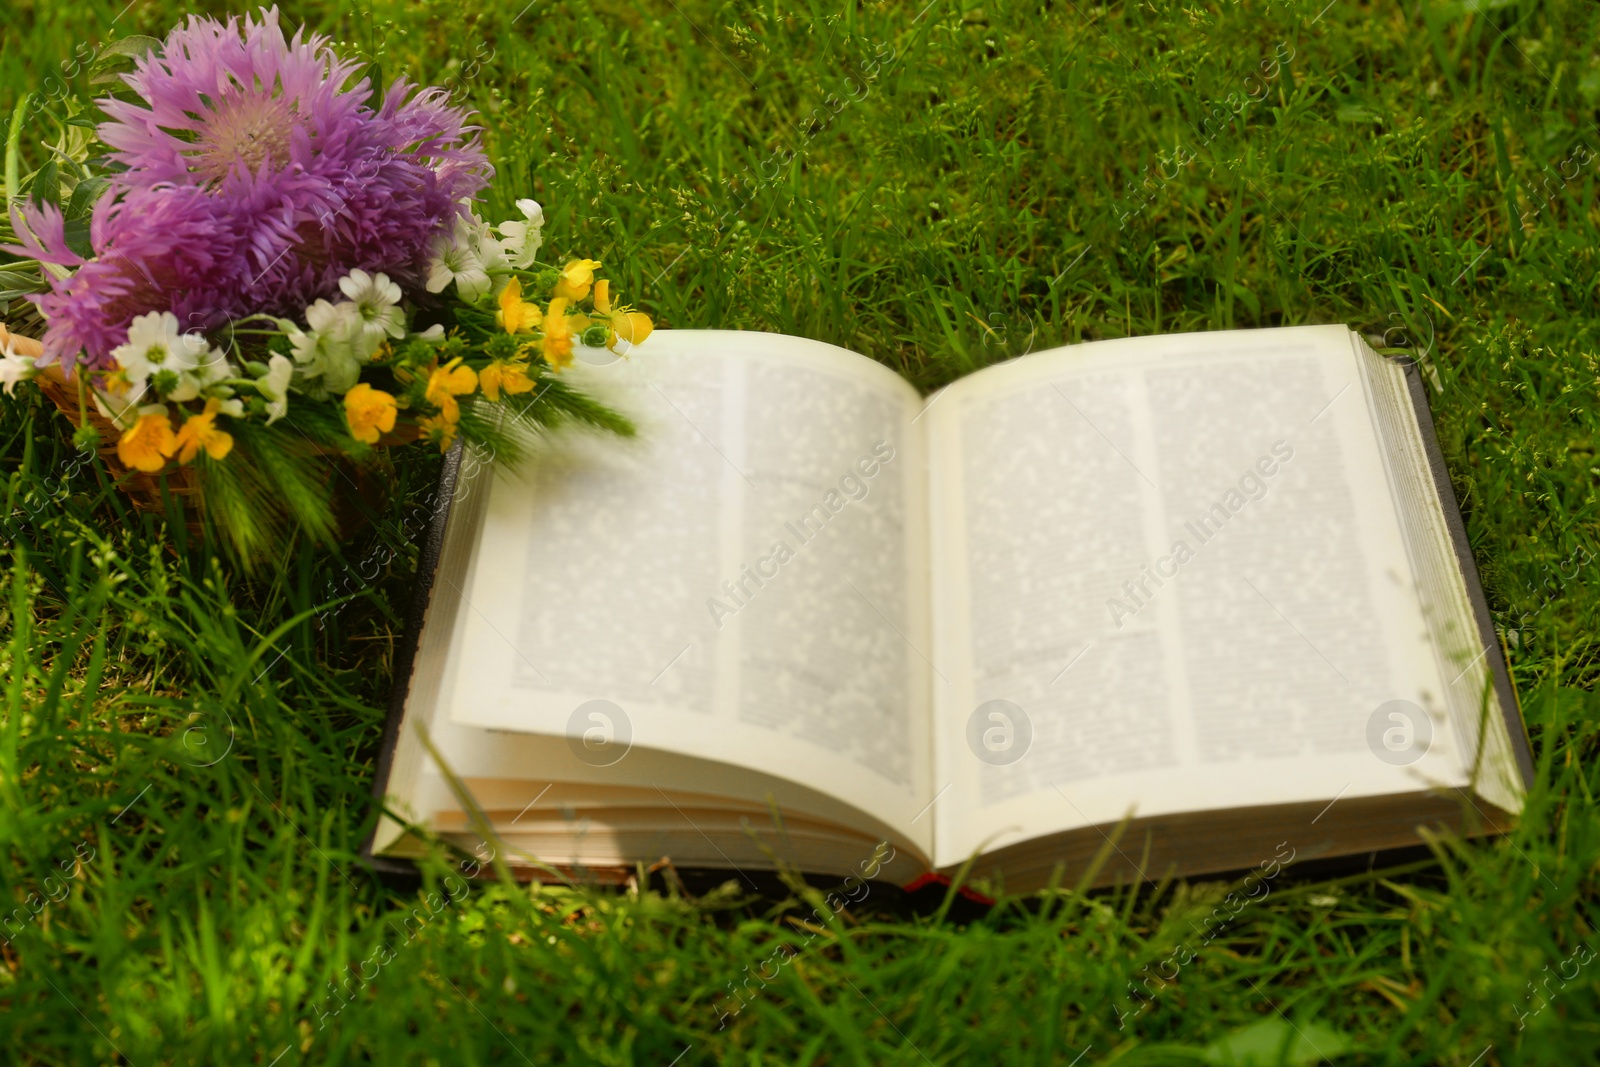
[[1, 323, 389, 537]]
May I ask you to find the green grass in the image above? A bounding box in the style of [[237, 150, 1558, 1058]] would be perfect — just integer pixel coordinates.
[[4, 0, 1600, 1062]]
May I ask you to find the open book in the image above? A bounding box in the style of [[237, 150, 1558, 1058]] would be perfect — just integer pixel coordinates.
[[365, 325, 1532, 891]]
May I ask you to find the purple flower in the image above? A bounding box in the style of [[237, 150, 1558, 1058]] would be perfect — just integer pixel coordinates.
[[11, 6, 490, 369], [12, 189, 251, 366]]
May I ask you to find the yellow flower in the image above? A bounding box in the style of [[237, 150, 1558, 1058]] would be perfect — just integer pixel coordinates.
[[117, 407, 177, 473], [540, 297, 576, 372], [553, 258, 602, 302], [479, 359, 536, 402], [497, 276, 542, 334], [102, 369, 135, 400], [418, 413, 459, 452], [344, 383, 399, 444], [174, 397, 235, 464], [593, 280, 655, 352], [424, 357, 479, 423]]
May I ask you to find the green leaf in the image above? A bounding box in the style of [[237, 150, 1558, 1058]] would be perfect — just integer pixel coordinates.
[[88, 36, 162, 86], [61, 218, 92, 259], [27, 160, 58, 209], [91, 35, 162, 64], [65, 175, 108, 218], [0, 265, 45, 302], [1200, 1018, 1352, 1067]]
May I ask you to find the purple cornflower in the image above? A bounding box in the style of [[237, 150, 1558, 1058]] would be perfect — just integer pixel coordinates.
[[11, 7, 491, 369]]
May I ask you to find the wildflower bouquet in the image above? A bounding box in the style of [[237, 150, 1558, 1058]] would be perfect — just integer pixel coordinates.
[[0, 9, 651, 560]]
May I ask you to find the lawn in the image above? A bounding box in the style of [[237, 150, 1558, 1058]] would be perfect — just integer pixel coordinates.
[[3, 0, 1600, 1062]]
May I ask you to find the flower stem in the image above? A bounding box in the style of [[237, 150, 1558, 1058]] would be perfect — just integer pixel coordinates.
[[4, 94, 29, 202]]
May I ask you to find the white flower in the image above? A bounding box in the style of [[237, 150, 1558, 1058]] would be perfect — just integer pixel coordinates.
[[425, 217, 492, 302], [111, 312, 183, 380], [338, 269, 406, 353], [257, 354, 294, 425], [0, 343, 36, 396], [111, 311, 216, 400], [496, 199, 544, 269], [475, 215, 511, 276], [413, 324, 446, 342], [169, 348, 236, 403], [284, 301, 364, 395], [306, 299, 363, 352], [258, 355, 293, 425]]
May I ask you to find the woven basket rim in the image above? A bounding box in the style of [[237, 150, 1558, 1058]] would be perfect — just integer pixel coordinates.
[[0, 323, 44, 360]]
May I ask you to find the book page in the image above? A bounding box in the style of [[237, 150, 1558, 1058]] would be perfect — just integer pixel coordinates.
[[924, 326, 1471, 868], [439, 331, 935, 853], [1355, 344, 1525, 814], [372, 449, 928, 868]]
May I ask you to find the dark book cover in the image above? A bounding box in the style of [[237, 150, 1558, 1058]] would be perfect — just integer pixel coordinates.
[[359, 440, 467, 880]]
